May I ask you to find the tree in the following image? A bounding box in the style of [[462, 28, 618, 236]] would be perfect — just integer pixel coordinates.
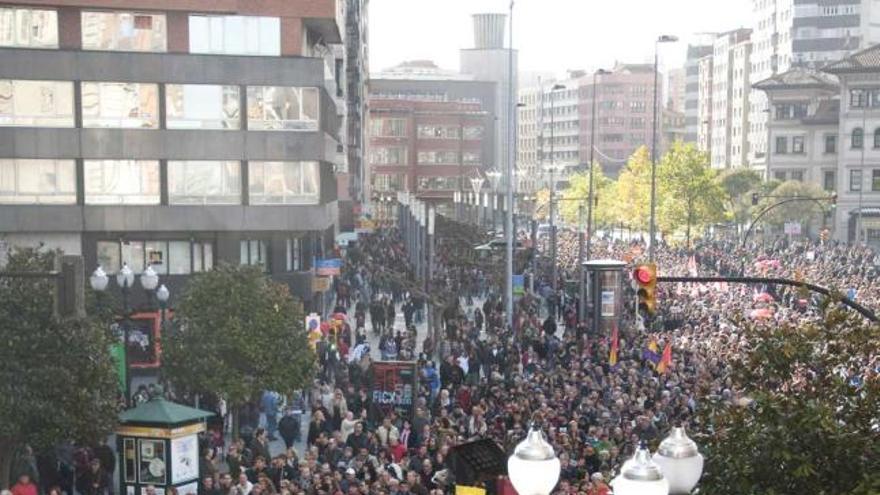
[[657, 142, 726, 245], [533, 188, 551, 222], [0, 248, 119, 488], [718, 168, 762, 232], [697, 308, 880, 494], [559, 163, 612, 228], [162, 263, 315, 436], [607, 146, 651, 231], [759, 180, 830, 235]]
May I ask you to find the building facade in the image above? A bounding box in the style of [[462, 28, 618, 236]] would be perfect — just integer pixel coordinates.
[[366, 72, 496, 220], [0, 0, 346, 309], [666, 67, 686, 113], [824, 45, 880, 245], [684, 44, 713, 143], [578, 64, 660, 177]]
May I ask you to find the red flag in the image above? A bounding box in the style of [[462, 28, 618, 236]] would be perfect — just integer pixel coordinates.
[[656, 343, 672, 374]]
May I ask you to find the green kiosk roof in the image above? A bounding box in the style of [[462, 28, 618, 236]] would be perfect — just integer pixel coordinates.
[[119, 398, 214, 426]]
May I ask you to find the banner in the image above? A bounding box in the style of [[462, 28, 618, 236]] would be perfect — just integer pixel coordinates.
[[110, 343, 126, 392], [312, 276, 331, 293], [316, 258, 342, 276], [369, 361, 418, 422]]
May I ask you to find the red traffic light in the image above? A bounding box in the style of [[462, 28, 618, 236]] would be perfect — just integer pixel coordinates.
[[634, 266, 654, 284]]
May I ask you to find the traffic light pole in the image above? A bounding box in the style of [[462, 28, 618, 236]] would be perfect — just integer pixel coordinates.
[[657, 275, 877, 322]]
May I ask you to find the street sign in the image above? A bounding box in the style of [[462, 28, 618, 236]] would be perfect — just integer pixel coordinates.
[[316, 258, 342, 276], [312, 276, 331, 293], [784, 222, 802, 236]]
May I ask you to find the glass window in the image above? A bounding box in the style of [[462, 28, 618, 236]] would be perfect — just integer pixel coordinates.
[[370, 118, 407, 137], [81, 82, 159, 128], [774, 171, 787, 182], [851, 169, 862, 192], [825, 135, 837, 154], [0, 7, 58, 48], [792, 136, 805, 154], [873, 170, 880, 192], [463, 126, 483, 139], [188, 15, 280, 56], [246, 86, 319, 131], [193, 242, 213, 272], [286, 238, 303, 271], [850, 89, 867, 108], [0, 80, 74, 127], [823, 171, 836, 191], [145, 240, 168, 275], [775, 136, 788, 154], [371, 173, 405, 192], [417, 176, 460, 191], [417, 151, 458, 165], [369, 146, 407, 165], [84, 160, 160, 204], [121, 241, 145, 273], [463, 151, 481, 164], [790, 170, 804, 182], [168, 241, 191, 275], [0, 159, 76, 204], [240, 239, 268, 270], [96, 241, 121, 273], [168, 160, 241, 205], [248, 161, 320, 205], [875, 128, 880, 149], [852, 128, 864, 149], [417, 125, 460, 139], [81, 11, 166, 52], [166, 84, 240, 129]]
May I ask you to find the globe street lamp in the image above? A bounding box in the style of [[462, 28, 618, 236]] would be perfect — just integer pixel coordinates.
[[507, 424, 560, 495], [487, 169, 502, 230], [611, 443, 669, 495], [471, 176, 485, 225], [90, 262, 164, 407], [653, 427, 703, 494]]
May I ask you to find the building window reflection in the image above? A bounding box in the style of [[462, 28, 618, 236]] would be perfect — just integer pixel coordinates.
[[248, 161, 320, 205], [0, 80, 74, 127], [0, 7, 58, 49], [166, 84, 240, 129], [81, 11, 167, 52], [0, 159, 76, 204], [84, 159, 160, 205], [81, 82, 159, 129], [168, 160, 241, 205], [189, 15, 280, 56], [246, 86, 319, 131]]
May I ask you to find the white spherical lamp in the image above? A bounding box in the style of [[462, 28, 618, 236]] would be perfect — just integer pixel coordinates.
[[507, 426, 561, 495], [653, 427, 704, 494], [611, 444, 669, 495]]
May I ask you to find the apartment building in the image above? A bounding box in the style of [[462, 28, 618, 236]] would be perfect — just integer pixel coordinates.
[[0, 0, 348, 310], [684, 44, 713, 143]]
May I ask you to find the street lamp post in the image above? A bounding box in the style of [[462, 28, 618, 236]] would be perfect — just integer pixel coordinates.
[[612, 443, 670, 495], [549, 83, 565, 298], [471, 177, 485, 226], [507, 422, 561, 495], [587, 69, 610, 262], [487, 169, 502, 230], [653, 427, 704, 494], [505, 0, 516, 329], [649, 34, 678, 261], [90, 263, 166, 407]]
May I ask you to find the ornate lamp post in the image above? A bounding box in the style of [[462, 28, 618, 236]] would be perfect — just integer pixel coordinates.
[[507, 423, 561, 495], [611, 443, 670, 495], [653, 427, 703, 494]]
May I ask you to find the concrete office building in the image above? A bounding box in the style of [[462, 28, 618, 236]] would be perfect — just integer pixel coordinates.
[[824, 44, 880, 246], [0, 0, 347, 310], [578, 63, 661, 177], [667, 67, 686, 113], [684, 44, 713, 143], [460, 13, 518, 186], [701, 28, 753, 169], [748, 0, 880, 171], [366, 64, 496, 220], [517, 85, 541, 194]]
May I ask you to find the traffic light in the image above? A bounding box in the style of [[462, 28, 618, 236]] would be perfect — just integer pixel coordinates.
[[751, 192, 759, 206], [634, 263, 658, 315]]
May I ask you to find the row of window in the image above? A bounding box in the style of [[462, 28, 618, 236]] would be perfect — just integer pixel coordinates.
[[0, 80, 320, 130], [370, 119, 484, 140], [775, 130, 880, 155], [850, 169, 880, 193], [0, 159, 320, 205], [0, 6, 283, 56], [95, 237, 304, 276], [849, 88, 880, 109], [368, 147, 483, 166]]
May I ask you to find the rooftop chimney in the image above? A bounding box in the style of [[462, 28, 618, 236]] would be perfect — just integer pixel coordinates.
[[472, 13, 506, 49]]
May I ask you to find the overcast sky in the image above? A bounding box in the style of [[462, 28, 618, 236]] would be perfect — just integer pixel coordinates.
[[369, 0, 753, 77]]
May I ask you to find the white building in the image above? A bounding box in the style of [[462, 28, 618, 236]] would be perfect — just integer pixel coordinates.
[[705, 29, 753, 169], [824, 44, 880, 245], [684, 44, 713, 143]]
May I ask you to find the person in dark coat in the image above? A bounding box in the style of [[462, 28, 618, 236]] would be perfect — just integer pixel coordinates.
[[277, 410, 301, 449]]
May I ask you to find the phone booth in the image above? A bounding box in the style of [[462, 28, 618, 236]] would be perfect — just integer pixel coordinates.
[[117, 397, 214, 495], [582, 259, 627, 336]]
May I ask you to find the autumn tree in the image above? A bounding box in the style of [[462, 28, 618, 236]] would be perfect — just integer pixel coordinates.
[[607, 146, 652, 231], [162, 264, 315, 436], [657, 142, 726, 245], [0, 248, 119, 488], [559, 162, 612, 227], [697, 308, 880, 494]]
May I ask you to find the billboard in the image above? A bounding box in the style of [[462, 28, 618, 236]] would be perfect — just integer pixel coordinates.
[[316, 258, 342, 276], [369, 361, 418, 422]]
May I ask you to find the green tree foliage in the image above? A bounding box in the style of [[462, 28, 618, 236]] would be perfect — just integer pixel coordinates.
[[657, 142, 726, 244], [759, 180, 830, 232], [163, 264, 314, 433], [559, 163, 612, 227], [697, 309, 880, 494], [0, 248, 119, 487], [607, 146, 652, 230], [718, 168, 763, 229]]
